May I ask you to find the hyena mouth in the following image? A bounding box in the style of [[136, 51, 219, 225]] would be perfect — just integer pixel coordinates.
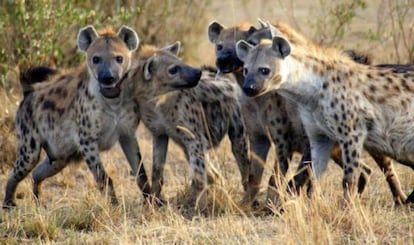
[[217, 57, 244, 73], [99, 73, 128, 99], [99, 82, 121, 98]]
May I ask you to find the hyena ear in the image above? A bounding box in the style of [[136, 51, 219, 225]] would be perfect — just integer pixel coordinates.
[[161, 41, 181, 56], [117, 25, 140, 51], [236, 40, 254, 62], [257, 18, 268, 28], [144, 57, 155, 81], [271, 36, 291, 59], [267, 22, 280, 37], [208, 21, 225, 43], [77, 25, 98, 52]]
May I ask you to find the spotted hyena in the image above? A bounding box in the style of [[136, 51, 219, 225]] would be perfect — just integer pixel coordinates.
[[236, 29, 414, 203], [3, 25, 151, 208], [208, 20, 312, 205], [247, 20, 409, 204], [208, 20, 377, 206], [127, 42, 253, 211]]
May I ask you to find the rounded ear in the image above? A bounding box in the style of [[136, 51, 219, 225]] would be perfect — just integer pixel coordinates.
[[117, 25, 140, 51], [271, 36, 291, 59], [208, 21, 225, 43], [161, 41, 181, 56], [77, 25, 98, 52], [267, 22, 281, 37], [257, 18, 268, 28], [144, 57, 155, 80], [236, 40, 254, 62]]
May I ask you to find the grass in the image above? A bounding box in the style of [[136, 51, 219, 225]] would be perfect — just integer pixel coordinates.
[[1, 126, 413, 244], [1, 1, 414, 244]]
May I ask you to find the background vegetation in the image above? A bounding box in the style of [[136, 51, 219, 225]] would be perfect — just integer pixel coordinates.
[[0, 0, 413, 244]]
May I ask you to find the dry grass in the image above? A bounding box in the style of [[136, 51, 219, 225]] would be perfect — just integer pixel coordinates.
[[1, 129, 413, 244], [1, 1, 414, 244]]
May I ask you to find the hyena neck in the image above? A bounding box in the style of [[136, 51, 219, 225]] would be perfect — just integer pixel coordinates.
[[276, 53, 331, 110]]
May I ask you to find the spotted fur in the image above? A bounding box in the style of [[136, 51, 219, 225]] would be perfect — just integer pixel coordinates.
[[246, 20, 409, 204], [3, 25, 150, 208], [128, 43, 253, 211], [236, 31, 414, 203]]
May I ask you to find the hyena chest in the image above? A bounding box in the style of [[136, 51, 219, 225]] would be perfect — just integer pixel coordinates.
[[97, 105, 137, 151]]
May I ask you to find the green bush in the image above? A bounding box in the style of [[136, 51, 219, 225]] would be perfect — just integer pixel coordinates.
[[0, 0, 210, 88]]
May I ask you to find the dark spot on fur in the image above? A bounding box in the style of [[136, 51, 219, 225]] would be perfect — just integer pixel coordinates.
[[43, 100, 56, 111], [345, 167, 353, 174], [30, 137, 36, 150], [89, 156, 96, 162], [351, 150, 357, 158]]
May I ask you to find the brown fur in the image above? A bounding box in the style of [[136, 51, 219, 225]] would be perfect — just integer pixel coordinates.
[[3, 25, 149, 208], [128, 43, 254, 212], [236, 32, 413, 203]]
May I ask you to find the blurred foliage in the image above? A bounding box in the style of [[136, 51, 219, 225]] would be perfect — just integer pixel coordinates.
[[311, 0, 367, 46], [0, 0, 211, 89]]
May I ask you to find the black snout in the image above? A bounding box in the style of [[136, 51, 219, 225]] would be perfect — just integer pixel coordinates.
[[98, 72, 116, 85], [242, 76, 260, 97], [216, 48, 244, 73], [97, 69, 122, 98], [180, 67, 201, 88]]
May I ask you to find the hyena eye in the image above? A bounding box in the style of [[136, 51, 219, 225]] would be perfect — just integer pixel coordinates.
[[116, 56, 123, 64], [216, 44, 223, 51], [168, 65, 180, 75], [259, 68, 270, 76], [92, 56, 101, 64], [243, 68, 248, 76]]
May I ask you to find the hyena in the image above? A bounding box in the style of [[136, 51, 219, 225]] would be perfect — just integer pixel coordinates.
[[128, 42, 253, 211], [3, 25, 150, 208], [208, 20, 310, 205], [247, 20, 409, 204], [236, 32, 414, 204], [208, 20, 379, 205]]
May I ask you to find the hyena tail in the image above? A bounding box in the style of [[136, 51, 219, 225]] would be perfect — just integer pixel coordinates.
[[20, 66, 57, 97]]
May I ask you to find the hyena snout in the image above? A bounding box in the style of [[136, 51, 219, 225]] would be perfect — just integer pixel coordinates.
[[216, 48, 243, 73], [242, 76, 261, 97], [97, 68, 123, 98], [178, 67, 202, 88]]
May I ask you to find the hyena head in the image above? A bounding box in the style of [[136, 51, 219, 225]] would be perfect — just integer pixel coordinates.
[[138, 42, 202, 95], [77, 25, 139, 98], [208, 21, 257, 73], [236, 36, 291, 97]]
